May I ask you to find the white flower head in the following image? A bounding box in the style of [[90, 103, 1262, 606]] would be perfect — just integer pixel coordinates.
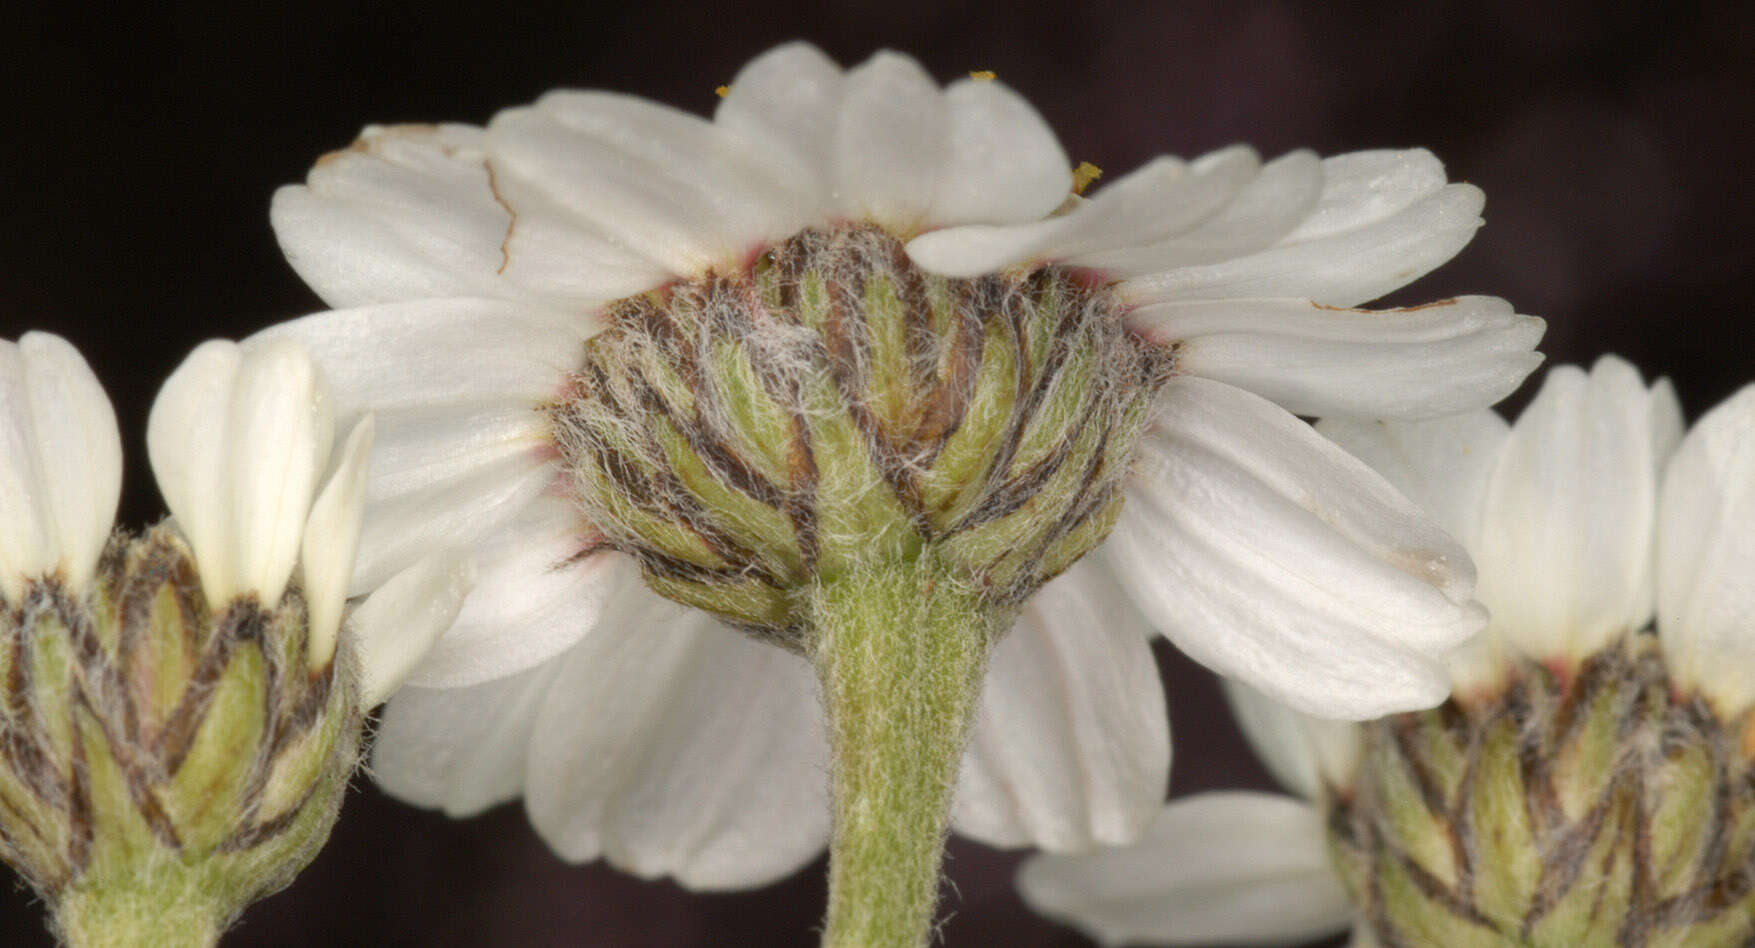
[[1021, 358, 1755, 946], [0, 331, 472, 938], [257, 42, 1545, 887]]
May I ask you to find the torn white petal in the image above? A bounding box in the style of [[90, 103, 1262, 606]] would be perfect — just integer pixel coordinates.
[[272, 124, 527, 310], [488, 92, 802, 280]]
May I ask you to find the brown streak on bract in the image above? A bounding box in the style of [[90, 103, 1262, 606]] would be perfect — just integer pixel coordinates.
[[1617, 776, 1655, 948], [218, 763, 323, 854], [154, 605, 253, 775], [909, 301, 986, 467], [1520, 772, 1621, 936], [821, 236, 934, 535], [65, 697, 92, 882], [1391, 714, 1454, 819], [1391, 843, 1499, 929], [73, 688, 182, 851]]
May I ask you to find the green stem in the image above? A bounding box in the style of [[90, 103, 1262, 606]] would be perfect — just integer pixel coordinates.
[[809, 554, 998, 948], [52, 878, 226, 948]]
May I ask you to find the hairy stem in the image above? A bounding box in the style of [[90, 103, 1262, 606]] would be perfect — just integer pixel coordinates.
[[809, 553, 997, 948], [53, 876, 225, 948]]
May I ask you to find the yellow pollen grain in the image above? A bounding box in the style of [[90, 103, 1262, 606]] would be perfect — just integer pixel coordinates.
[[968, 70, 997, 81], [1071, 161, 1103, 194], [715, 85, 731, 98]]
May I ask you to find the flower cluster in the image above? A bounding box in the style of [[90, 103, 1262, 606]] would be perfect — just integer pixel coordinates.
[[258, 43, 1541, 896], [20, 35, 1754, 948]]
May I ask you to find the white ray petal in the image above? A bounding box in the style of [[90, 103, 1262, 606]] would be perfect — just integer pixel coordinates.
[[833, 50, 947, 229], [147, 340, 243, 604], [1284, 149, 1448, 243], [1109, 377, 1484, 719], [1318, 409, 1516, 698], [374, 658, 565, 817], [251, 299, 578, 595], [252, 298, 586, 414], [399, 497, 629, 688], [1316, 409, 1511, 556], [301, 416, 374, 669], [488, 93, 802, 279], [273, 124, 518, 309], [1122, 183, 1484, 308], [0, 344, 51, 596], [0, 335, 122, 598], [350, 548, 475, 707], [1474, 356, 1670, 665], [926, 76, 1071, 226], [524, 594, 830, 890], [1019, 792, 1353, 947], [1111, 149, 1324, 270], [906, 148, 1259, 278], [1222, 679, 1362, 801], [952, 558, 1169, 851], [1658, 385, 1755, 717], [1138, 295, 1544, 419], [348, 447, 557, 598], [715, 41, 845, 210], [225, 340, 331, 607]]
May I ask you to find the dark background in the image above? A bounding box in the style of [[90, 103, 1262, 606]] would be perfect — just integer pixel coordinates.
[[4, 1, 1752, 944]]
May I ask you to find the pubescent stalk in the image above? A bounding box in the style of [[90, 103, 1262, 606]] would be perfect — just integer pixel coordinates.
[[53, 874, 224, 948], [809, 552, 999, 948]]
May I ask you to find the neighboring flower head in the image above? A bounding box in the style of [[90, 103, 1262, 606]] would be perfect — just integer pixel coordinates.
[[1019, 356, 1755, 947], [1326, 356, 1688, 705], [257, 41, 1543, 887], [0, 332, 467, 942]]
